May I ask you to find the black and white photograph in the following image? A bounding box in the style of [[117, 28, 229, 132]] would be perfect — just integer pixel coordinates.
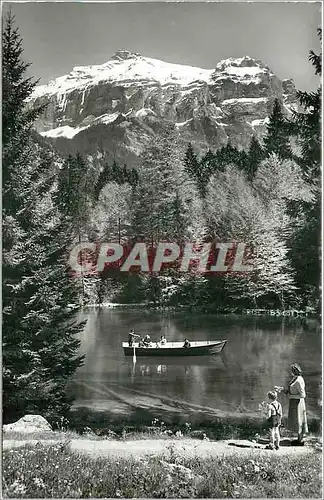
[[2, 0, 322, 498]]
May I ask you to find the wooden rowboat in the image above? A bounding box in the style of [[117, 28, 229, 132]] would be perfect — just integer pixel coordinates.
[[122, 340, 227, 357]]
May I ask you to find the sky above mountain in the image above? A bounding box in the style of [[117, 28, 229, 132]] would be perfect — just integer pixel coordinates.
[[6, 0, 321, 91]]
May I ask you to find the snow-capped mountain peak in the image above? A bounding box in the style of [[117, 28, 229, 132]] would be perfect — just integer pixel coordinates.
[[31, 52, 276, 101], [213, 56, 271, 80], [110, 48, 142, 61], [31, 51, 214, 100], [30, 51, 297, 161], [216, 55, 268, 69]]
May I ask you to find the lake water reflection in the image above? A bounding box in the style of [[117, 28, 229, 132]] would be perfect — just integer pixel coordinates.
[[70, 310, 321, 421]]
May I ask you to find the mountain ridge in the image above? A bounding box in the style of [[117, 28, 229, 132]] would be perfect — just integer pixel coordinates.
[[30, 50, 298, 164]]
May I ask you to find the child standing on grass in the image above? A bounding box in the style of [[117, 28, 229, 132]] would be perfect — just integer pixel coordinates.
[[266, 391, 282, 450]]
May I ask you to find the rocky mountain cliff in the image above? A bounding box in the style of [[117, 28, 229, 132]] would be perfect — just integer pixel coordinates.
[[30, 49, 299, 164]]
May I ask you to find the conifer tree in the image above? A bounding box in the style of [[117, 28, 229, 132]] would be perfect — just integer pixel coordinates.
[[291, 28, 321, 179], [2, 11, 44, 215], [213, 141, 249, 174], [263, 98, 292, 159], [246, 136, 264, 181], [184, 142, 200, 178], [94, 162, 113, 201], [171, 190, 188, 242], [183, 142, 208, 196], [57, 152, 93, 237], [131, 126, 186, 243], [2, 12, 85, 423], [111, 160, 120, 182], [128, 167, 139, 187], [130, 128, 197, 304], [57, 151, 97, 302], [200, 149, 218, 176], [286, 29, 321, 309]]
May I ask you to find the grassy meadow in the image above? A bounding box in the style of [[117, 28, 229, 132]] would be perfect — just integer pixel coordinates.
[[3, 441, 322, 498]]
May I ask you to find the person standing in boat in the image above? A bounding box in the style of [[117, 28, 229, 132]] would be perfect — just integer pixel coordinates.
[[285, 363, 308, 445], [183, 338, 191, 348], [128, 329, 136, 347]]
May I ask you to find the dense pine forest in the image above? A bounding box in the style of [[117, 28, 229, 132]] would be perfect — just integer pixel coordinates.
[[2, 12, 321, 423]]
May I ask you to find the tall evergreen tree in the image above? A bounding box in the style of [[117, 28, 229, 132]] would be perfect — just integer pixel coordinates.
[[171, 190, 188, 243], [286, 29, 321, 309], [184, 142, 200, 178], [94, 161, 112, 201], [57, 152, 97, 302], [200, 149, 219, 176], [183, 142, 208, 196], [131, 126, 187, 243], [246, 136, 264, 181], [93, 159, 138, 200], [2, 11, 44, 215], [212, 142, 249, 174], [57, 152, 93, 238], [263, 98, 292, 159], [290, 28, 322, 179], [2, 12, 85, 423], [128, 167, 139, 187]]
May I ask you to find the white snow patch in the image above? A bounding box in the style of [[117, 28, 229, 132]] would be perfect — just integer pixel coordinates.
[[40, 125, 87, 139], [178, 88, 196, 97], [222, 97, 268, 106], [217, 56, 259, 67], [175, 118, 193, 128], [40, 112, 122, 138], [219, 66, 266, 77], [251, 117, 269, 128], [135, 108, 156, 118], [215, 57, 270, 78], [95, 112, 120, 124]]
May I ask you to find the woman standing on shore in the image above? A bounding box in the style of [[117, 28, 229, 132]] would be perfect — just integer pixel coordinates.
[[286, 363, 308, 445]]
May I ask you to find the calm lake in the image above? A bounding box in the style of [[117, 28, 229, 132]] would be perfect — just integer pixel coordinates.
[[70, 310, 321, 423]]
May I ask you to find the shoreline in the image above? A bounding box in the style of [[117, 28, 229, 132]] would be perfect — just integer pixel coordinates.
[[58, 407, 322, 440], [81, 302, 317, 317]]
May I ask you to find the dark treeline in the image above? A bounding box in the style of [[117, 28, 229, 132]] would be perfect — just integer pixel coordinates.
[[2, 11, 321, 424]]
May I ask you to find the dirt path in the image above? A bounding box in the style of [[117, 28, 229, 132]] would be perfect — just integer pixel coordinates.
[[3, 438, 317, 459]]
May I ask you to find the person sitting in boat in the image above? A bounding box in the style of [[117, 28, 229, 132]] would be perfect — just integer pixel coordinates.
[[160, 335, 167, 345], [138, 337, 145, 347], [128, 329, 136, 347], [183, 338, 191, 348], [143, 334, 152, 347]]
